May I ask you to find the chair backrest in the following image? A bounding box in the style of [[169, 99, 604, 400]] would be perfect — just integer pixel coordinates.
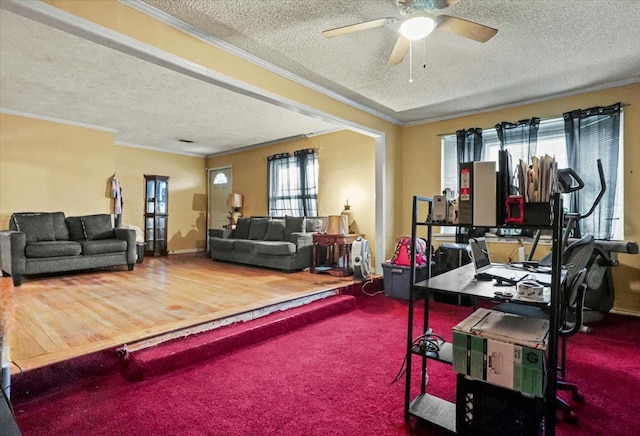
[[560, 267, 588, 338], [562, 234, 595, 288]]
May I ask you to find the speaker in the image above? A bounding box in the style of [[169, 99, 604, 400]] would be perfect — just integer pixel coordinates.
[[433, 243, 472, 306]]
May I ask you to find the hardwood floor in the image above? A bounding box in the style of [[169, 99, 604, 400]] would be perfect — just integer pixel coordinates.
[[1, 253, 359, 374]]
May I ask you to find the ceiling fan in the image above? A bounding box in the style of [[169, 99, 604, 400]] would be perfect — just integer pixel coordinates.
[[322, 0, 498, 65]]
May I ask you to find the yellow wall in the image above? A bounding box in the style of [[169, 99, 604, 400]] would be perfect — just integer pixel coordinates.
[[0, 113, 207, 253], [206, 129, 377, 261], [44, 0, 405, 263], [3, 2, 638, 314], [402, 83, 640, 314]]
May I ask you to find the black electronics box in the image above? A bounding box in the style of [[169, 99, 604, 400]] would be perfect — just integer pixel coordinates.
[[432, 243, 472, 306], [456, 374, 544, 436]]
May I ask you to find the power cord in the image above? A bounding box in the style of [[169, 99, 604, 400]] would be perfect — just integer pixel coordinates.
[[1, 360, 22, 420], [361, 278, 383, 297], [391, 328, 446, 385]]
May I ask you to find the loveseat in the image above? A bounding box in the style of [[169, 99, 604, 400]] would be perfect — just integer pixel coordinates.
[[0, 212, 136, 286], [209, 216, 326, 272]]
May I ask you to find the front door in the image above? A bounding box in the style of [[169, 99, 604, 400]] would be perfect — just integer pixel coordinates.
[[208, 166, 233, 232]]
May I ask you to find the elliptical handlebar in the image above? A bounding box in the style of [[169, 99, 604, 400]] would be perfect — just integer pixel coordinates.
[[580, 159, 606, 221]]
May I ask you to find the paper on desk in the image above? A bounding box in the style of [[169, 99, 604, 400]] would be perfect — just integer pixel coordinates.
[[469, 310, 549, 349]]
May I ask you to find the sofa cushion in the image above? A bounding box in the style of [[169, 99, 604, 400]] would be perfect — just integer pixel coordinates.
[[81, 214, 115, 240], [235, 217, 251, 239], [253, 241, 296, 256], [65, 216, 87, 241], [12, 213, 56, 242], [248, 218, 269, 240], [234, 240, 257, 253], [285, 216, 305, 240], [80, 239, 127, 256], [305, 217, 325, 233], [51, 212, 70, 240], [264, 219, 286, 241], [25, 241, 82, 258], [210, 237, 236, 252]]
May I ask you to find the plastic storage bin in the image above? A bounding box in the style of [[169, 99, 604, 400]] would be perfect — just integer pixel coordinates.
[[381, 263, 428, 300]]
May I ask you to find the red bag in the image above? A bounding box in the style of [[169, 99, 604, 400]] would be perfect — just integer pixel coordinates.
[[390, 236, 427, 267]]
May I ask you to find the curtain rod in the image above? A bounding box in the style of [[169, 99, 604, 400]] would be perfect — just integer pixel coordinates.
[[436, 102, 630, 137]]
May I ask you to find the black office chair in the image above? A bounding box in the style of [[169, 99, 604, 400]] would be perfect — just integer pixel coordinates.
[[494, 235, 595, 424]]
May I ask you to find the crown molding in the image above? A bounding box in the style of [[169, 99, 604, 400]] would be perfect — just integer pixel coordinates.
[[0, 108, 116, 133], [119, 0, 401, 126]]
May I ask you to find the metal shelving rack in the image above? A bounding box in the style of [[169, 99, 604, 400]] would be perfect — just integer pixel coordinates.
[[404, 194, 564, 435]]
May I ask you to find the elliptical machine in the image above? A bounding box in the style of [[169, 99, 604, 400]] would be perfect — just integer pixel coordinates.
[[530, 159, 638, 329]]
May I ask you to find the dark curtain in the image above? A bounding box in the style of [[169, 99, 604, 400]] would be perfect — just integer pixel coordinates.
[[294, 148, 319, 216], [563, 103, 621, 239], [456, 128, 483, 163], [495, 117, 541, 165], [267, 149, 318, 216]]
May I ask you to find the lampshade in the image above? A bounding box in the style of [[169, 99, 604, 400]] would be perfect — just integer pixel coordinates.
[[325, 215, 348, 235], [399, 14, 436, 40], [227, 193, 243, 209]]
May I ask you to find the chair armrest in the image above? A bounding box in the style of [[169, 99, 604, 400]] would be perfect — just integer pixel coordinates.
[[0, 231, 26, 276], [114, 228, 137, 265]]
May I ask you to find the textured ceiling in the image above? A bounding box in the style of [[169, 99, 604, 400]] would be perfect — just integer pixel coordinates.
[[139, 0, 640, 122], [1, 0, 639, 157]]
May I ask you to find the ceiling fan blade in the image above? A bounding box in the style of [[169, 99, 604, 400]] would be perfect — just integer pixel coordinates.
[[388, 35, 410, 65], [436, 15, 498, 42], [322, 17, 396, 38], [433, 0, 462, 9]]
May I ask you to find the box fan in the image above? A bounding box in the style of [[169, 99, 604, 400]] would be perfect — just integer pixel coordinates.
[[352, 236, 371, 281]]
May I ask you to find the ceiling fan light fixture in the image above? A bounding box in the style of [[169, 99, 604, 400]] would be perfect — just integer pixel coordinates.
[[399, 14, 436, 40]]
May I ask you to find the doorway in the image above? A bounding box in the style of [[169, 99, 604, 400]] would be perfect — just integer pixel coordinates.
[[208, 166, 233, 232]]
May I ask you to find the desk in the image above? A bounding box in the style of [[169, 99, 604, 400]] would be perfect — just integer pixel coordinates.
[[311, 233, 362, 277], [424, 263, 555, 305]]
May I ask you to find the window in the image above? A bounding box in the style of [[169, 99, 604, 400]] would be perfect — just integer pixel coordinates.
[[268, 149, 318, 216], [212, 173, 228, 184], [441, 115, 623, 239]]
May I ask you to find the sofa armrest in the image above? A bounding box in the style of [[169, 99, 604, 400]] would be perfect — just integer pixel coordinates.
[[114, 228, 137, 266], [289, 232, 313, 250], [0, 231, 26, 280]]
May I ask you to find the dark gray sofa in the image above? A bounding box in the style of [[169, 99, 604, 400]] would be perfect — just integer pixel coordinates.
[[210, 216, 326, 272], [0, 212, 136, 286]]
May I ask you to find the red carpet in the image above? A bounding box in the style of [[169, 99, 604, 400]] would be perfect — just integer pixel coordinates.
[[11, 293, 640, 435]]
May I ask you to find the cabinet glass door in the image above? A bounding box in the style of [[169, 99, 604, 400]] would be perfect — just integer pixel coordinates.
[[144, 175, 169, 256]]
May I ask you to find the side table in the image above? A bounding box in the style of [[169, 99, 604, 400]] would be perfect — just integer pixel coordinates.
[[311, 233, 363, 277]]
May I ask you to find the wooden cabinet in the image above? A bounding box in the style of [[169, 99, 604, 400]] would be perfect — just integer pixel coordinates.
[[144, 175, 169, 256]]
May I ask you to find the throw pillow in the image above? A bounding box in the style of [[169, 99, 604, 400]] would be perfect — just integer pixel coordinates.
[[65, 216, 86, 241], [51, 212, 70, 240], [264, 219, 286, 241], [81, 214, 115, 240], [13, 213, 55, 242], [234, 217, 251, 239], [285, 216, 305, 240], [248, 217, 269, 240], [305, 217, 324, 233]]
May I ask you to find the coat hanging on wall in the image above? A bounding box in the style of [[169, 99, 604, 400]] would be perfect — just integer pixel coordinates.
[[111, 174, 123, 227]]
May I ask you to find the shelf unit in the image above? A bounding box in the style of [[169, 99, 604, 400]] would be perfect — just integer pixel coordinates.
[[144, 175, 169, 256], [404, 194, 564, 435]]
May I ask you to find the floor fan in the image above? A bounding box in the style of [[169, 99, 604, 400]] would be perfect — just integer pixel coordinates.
[[352, 237, 372, 281]]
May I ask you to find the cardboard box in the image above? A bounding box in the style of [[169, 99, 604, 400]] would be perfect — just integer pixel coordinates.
[[452, 308, 548, 397]]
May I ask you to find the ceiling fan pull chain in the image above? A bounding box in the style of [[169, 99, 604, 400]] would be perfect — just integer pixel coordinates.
[[409, 40, 414, 83], [423, 37, 427, 69]]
